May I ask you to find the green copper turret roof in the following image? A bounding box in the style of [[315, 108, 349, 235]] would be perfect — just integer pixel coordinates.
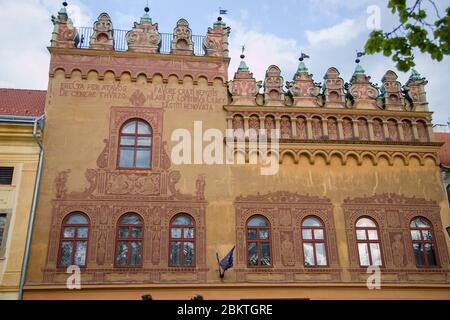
[[296, 61, 308, 74], [238, 60, 249, 72], [353, 64, 365, 76], [410, 69, 422, 81]]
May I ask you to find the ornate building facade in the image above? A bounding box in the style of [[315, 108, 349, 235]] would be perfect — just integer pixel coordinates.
[[23, 5, 450, 299]]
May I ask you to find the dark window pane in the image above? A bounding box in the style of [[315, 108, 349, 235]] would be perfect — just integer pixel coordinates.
[[303, 217, 322, 227], [425, 243, 437, 266], [302, 229, 313, 240], [59, 241, 73, 267], [63, 227, 75, 238], [247, 242, 258, 266], [316, 243, 327, 266], [247, 229, 257, 239], [118, 227, 129, 238], [120, 136, 135, 146], [0, 215, 6, 227], [183, 242, 195, 266], [77, 227, 88, 239], [0, 167, 14, 185], [119, 147, 134, 168], [370, 243, 382, 266], [171, 228, 182, 239], [120, 214, 142, 225], [410, 230, 421, 240], [137, 122, 151, 134], [248, 217, 269, 227], [421, 230, 432, 240], [358, 243, 370, 266], [137, 137, 151, 147], [261, 243, 271, 266], [356, 230, 366, 240], [410, 217, 429, 228], [172, 215, 193, 226], [75, 241, 87, 266], [122, 121, 136, 134], [66, 214, 88, 225], [136, 149, 151, 168], [368, 230, 378, 240], [170, 242, 181, 266], [303, 243, 315, 266], [184, 228, 194, 239], [131, 227, 142, 238], [259, 229, 269, 240], [130, 241, 142, 266], [314, 229, 324, 240], [356, 218, 376, 228], [413, 243, 424, 266], [116, 241, 128, 266]]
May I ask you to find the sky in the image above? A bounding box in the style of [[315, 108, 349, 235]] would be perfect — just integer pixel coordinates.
[[0, 0, 449, 126]]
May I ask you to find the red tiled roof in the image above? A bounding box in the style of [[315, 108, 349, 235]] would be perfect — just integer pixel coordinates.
[[0, 88, 46, 117], [435, 132, 450, 166]]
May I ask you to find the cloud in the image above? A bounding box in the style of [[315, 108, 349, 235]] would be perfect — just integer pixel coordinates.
[[0, 0, 91, 90], [305, 19, 363, 47]]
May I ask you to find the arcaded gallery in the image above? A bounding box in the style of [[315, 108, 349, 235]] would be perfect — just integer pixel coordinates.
[[2, 3, 449, 299]]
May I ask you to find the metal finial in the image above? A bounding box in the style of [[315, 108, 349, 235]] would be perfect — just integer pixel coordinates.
[[62, 1, 68, 7], [144, 6, 150, 13], [240, 45, 245, 59], [355, 50, 365, 64], [299, 52, 310, 62]]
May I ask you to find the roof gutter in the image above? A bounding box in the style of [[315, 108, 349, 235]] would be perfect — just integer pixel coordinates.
[[0, 114, 47, 300]]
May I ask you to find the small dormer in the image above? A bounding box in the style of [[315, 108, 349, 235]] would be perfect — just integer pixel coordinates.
[[287, 59, 321, 107], [126, 7, 161, 53], [171, 19, 194, 55], [264, 65, 284, 106], [323, 67, 345, 107], [203, 17, 231, 58], [89, 13, 114, 50], [380, 70, 404, 111], [228, 53, 261, 105], [347, 64, 379, 109], [403, 69, 429, 112]]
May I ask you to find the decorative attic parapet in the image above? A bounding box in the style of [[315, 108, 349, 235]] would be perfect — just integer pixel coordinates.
[[228, 54, 262, 105], [404, 70, 429, 112], [287, 60, 322, 107], [171, 19, 194, 55], [203, 17, 231, 58], [50, 2, 79, 48], [126, 7, 161, 53], [381, 70, 405, 111], [323, 67, 346, 108], [346, 64, 380, 110], [264, 65, 285, 106], [89, 13, 114, 50]]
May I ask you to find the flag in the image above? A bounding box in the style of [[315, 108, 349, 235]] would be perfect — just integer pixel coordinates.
[[217, 246, 235, 271], [220, 9, 228, 15], [357, 51, 366, 58]]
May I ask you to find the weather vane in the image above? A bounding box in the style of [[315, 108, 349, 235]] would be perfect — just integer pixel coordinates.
[[299, 52, 310, 61], [240, 45, 245, 59], [219, 7, 228, 15], [355, 50, 366, 64]]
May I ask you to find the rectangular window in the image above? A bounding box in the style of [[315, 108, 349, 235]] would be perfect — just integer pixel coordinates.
[[0, 167, 14, 185], [0, 214, 6, 249]]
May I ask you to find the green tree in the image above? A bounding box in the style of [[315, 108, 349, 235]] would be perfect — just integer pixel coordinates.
[[365, 0, 450, 71]]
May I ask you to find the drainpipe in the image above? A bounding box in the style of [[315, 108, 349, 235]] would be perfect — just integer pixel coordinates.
[[16, 114, 45, 300]]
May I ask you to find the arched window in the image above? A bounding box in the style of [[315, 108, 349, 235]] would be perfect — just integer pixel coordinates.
[[355, 217, 383, 267], [301, 217, 328, 266], [115, 213, 143, 267], [58, 212, 89, 267], [246, 216, 271, 267], [169, 214, 195, 267], [118, 119, 152, 169], [410, 217, 438, 267]]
